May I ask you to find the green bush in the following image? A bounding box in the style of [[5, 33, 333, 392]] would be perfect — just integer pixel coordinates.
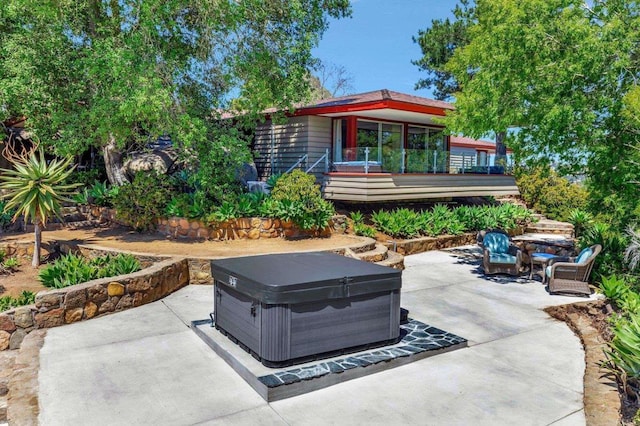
[[270, 170, 321, 202], [515, 167, 588, 221], [369, 204, 533, 239], [39, 253, 141, 289], [567, 209, 594, 239], [0, 291, 36, 312], [354, 222, 377, 238], [113, 172, 175, 232]]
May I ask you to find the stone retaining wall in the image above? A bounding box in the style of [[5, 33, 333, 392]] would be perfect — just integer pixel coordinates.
[[156, 215, 347, 241], [385, 233, 479, 256], [0, 258, 189, 351]]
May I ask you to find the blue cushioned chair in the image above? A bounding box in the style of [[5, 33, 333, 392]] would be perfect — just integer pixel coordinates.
[[482, 229, 523, 276], [545, 244, 602, 296]]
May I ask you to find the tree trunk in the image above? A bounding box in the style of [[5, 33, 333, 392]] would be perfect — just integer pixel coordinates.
[[32, 222, 41, 268], [495, 131, 507, 166], [103, 134, 129, 186]]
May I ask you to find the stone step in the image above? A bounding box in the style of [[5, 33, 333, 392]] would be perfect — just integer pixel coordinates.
[[375, 250, 404, 270], [348, 237, 378, 254], [530, 219, 574, 230], [355, 244, 389, 263], [525, 219, 574, 237]]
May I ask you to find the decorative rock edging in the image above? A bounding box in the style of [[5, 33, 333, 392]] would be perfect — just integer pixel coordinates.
[[7, 329, 45, 425], [546, 303, 621, 425], [0, 258, 189, 351], [383, 233, 479, 256]]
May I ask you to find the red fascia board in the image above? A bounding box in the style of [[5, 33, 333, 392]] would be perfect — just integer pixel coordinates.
[[292, 100, 450, 117]]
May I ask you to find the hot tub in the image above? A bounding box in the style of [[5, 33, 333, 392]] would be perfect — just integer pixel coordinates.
[[210, 252, 402, 367]]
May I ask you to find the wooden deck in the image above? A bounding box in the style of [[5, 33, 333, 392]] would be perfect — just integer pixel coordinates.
[[322, 173, 520, 202]]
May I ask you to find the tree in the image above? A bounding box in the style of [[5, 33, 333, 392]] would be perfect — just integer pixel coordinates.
[[442, 0, 640, 225], [413, 0, 473, 101], [0, 1, 351, 200], [309, 60, 355, 101], [413, 0, 508, 161], [0, 149, 79, 267]]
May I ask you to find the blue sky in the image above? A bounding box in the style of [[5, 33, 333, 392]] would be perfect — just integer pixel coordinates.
[[312, 0, 460, 99]]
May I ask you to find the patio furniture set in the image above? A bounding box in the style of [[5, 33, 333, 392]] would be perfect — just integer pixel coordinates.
[[480, 229, 601, 296]]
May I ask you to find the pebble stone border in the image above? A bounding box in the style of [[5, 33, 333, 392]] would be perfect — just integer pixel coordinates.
[[258, 319, 467, 388]]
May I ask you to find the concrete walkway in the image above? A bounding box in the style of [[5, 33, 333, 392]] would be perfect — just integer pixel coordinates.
[[38, 249, 594, 425]]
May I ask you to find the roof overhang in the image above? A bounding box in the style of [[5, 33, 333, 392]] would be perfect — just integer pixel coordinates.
[[292, 100, 450, 126]]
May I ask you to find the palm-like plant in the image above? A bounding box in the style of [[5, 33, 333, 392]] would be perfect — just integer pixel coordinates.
[[0, 149, 79, 267]]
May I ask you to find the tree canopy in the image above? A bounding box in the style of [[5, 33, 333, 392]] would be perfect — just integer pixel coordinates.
[[412, 0, 474, 101], [417, 0, 640, 223], [0, 0, 350, 199]]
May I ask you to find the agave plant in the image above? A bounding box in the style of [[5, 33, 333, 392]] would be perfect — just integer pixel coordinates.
[[604, 314, 640, 399], [0, 149, 79, 267]]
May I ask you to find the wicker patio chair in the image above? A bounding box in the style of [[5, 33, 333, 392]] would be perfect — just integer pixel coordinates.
[[482, 230, 523, 276], [546, 244, 602, 296]]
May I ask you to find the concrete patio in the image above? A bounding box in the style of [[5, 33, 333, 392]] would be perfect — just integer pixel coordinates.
[[37, 248, 594, 425]]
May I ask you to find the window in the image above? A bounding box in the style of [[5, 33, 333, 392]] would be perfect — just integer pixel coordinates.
[[333, 119, 347, 162], [356, 120, 403, 172], [406, 126, 448, 173]]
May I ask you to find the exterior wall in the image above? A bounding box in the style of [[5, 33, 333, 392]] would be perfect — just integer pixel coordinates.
[[450, 147, 478, 172], [253, 115, 332, 181]]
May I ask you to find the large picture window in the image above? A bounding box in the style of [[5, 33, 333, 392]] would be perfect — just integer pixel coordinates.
[[406, 126, 448, 173], [356, 120, 403, 172]]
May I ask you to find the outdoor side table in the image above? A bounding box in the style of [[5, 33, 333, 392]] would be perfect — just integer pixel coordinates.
[[529, 253, 558, 283]]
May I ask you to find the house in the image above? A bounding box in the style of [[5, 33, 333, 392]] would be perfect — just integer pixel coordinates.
[[251, 89, 519, 202], [449, 136, 514, 173]]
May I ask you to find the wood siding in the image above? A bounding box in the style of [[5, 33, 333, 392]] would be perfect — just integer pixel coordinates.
[[252, 116, 332, 181], [322, 173, 520, 202]]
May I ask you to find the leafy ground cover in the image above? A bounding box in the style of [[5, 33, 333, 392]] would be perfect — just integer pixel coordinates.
[[349, 203, 533, 239], [39, 253, 141, 289]]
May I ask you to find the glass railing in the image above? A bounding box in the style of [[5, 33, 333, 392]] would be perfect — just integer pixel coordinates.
[[405, 149, 449, 173], [332, 148, 508, 175]]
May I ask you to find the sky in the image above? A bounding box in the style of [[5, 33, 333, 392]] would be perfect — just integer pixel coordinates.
[[312, 0, 461, 99]]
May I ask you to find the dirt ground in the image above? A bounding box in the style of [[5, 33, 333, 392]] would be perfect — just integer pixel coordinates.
[[0, 266, 47, 298], [2, 227, 366, 259], [0, 227, 367, 297]]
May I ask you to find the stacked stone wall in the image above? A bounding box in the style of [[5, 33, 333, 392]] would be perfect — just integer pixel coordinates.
[[156, 216, 346, 241], [0, 258, 189, 351]]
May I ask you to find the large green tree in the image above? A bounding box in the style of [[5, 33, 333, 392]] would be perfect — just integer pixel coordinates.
[[439, 0, 640, 225], [413, 0, 508, 161], [0, 0, 350, 199]]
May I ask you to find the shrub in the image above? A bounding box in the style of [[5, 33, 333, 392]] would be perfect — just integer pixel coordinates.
[[350, 211, 365, 225], [39, 253, 141, 289], [515, 167, 588, 221], [354, 222, 377, 238], [270, 170, 321, 202], [567, 209, 594, 238], [113, 172, 175, 232]]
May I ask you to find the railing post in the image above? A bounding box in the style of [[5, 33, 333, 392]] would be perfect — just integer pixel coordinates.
[[364, 147, 370, 174], [401, 149, 405, 174], [324, 148, 329, 173], [433, 151, 437, 174]]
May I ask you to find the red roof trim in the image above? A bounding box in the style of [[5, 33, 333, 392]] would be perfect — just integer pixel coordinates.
[[292, 99, 449, 117]]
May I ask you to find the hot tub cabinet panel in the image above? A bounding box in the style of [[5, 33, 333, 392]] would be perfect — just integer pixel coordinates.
[[211, 253, 402, 367]]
